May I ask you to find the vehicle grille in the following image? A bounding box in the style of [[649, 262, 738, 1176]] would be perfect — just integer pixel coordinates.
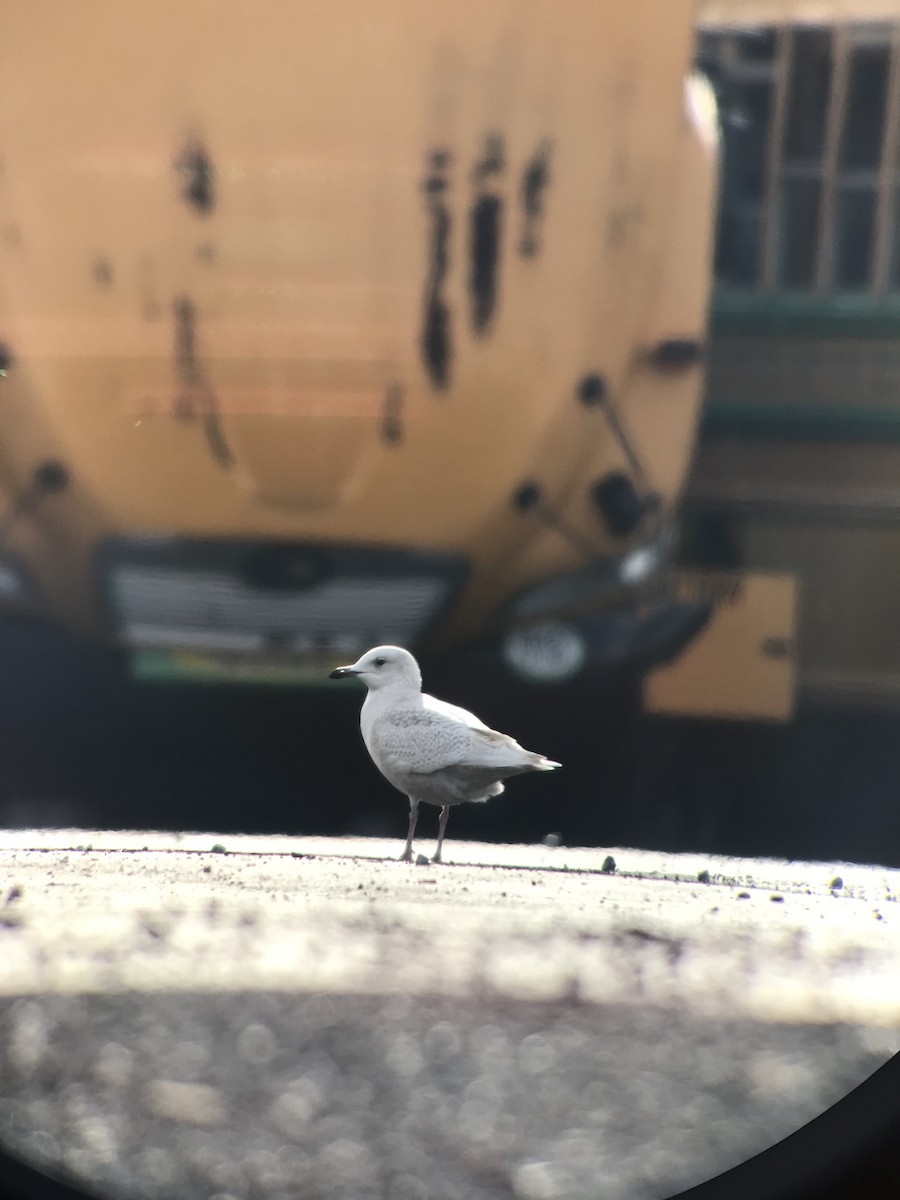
[[103, 541, 464, 659]]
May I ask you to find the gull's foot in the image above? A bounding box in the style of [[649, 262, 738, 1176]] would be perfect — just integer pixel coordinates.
[[399, 846, 414, 863], [431, 851, 443, 865]]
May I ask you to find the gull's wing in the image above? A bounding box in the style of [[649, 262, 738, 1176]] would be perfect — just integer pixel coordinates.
[[423, 692, 491, 731], [425, 695, 559, 769], [372, 703, 549, 777], [371, 707, 474, 776]]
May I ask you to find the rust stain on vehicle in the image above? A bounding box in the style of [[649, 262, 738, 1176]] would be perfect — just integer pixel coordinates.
[[469, 133, 505, 335], [420, 149, 453, 390], [382, 383, 404, 444], [519, 140, 553, 258], [172, 295, 234, 469], [174, 139, 216, 216], [92, 257, 114, 288]]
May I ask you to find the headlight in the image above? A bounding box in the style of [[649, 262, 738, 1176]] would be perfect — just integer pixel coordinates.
[[502, 621, 587, 683]]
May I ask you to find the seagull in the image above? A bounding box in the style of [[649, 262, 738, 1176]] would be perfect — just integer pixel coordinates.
[[330, 645, 561, 863]]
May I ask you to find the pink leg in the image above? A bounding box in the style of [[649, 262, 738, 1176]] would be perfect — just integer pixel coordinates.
[[432, 804, 450, 863], [399, 798, 419, 862]]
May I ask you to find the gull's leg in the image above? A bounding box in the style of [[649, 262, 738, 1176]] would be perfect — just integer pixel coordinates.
[[399, 798, 419, 862], [432, 804, 451, 864]]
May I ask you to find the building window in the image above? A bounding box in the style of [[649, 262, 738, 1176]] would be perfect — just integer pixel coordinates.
[[698, 23, 900, 295]]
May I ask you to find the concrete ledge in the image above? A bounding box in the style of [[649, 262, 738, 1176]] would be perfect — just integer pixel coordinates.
[[1, 831, 898, 1025]]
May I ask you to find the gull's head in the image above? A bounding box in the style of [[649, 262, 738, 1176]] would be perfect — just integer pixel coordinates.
[[329, 645, 422, 692]]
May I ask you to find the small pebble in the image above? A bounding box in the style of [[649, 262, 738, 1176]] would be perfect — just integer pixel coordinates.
[[541, 833, 561, 848], [141, 915, 169, 940], [211, 844, 228, 854], [697, 870, 711, 885], [601, 855, 616, 874], [770, 894, 784, 903], [736, 891, 751, 900], [5, 885, 23, 905], [415, 854, 430, 866], [830, 876, 843, 891]]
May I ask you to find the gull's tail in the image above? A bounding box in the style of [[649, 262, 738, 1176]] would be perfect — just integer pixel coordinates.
[[529, 753, 561, 771]]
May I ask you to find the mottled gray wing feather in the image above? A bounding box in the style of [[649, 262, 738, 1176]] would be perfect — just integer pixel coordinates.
[[372, 709, 537, 777], [371, 708, 473, 777]]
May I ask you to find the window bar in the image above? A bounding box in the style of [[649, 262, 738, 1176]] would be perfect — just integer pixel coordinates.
[[759, 25, 792, 292], [814, 24, 851, 293], [870, 25, 900, 295]]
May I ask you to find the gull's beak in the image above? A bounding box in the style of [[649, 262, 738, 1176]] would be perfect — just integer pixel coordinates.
[[329, 665, 360, 679]]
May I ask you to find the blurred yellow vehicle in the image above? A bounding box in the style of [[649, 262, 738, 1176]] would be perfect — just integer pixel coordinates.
[[0, 1, 718, 686]]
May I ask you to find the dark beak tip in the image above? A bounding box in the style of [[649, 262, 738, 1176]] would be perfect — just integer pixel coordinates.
[[329, 666, 357, 679]]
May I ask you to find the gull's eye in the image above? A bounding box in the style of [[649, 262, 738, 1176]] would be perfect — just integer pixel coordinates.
[[374, 657, 386, 667]]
